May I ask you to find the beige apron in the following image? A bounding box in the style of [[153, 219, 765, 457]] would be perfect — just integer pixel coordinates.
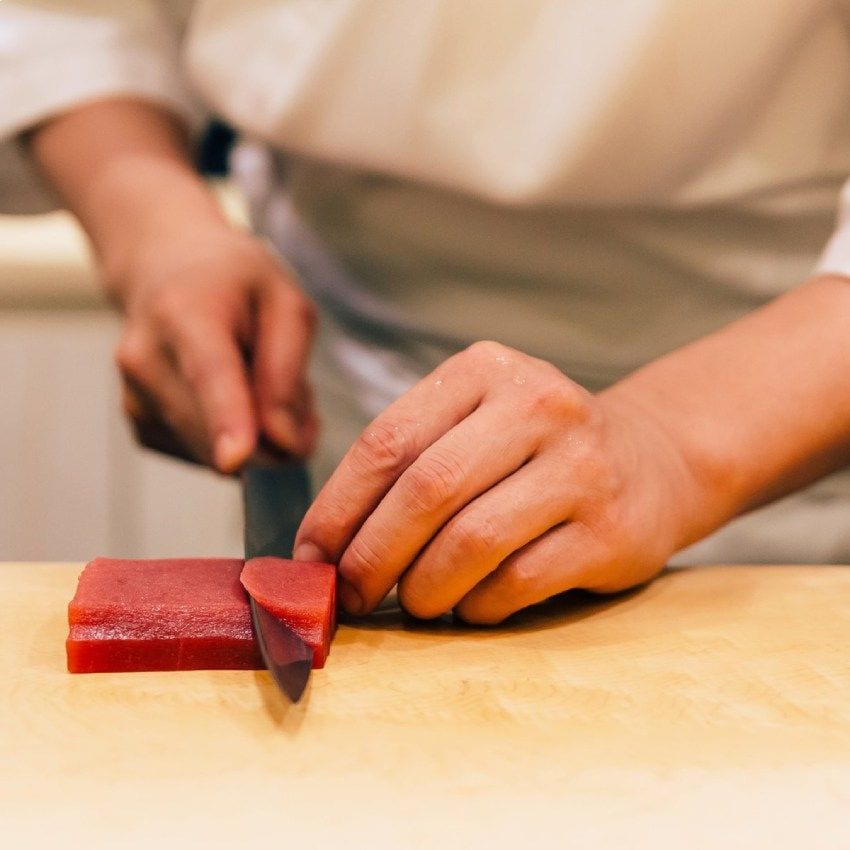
[[236, 146, 850, 566]]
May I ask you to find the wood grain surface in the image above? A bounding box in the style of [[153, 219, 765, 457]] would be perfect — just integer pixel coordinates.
[[3, 562, 850, 849]]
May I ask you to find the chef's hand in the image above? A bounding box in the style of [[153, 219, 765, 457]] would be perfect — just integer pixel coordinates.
[[113, 223, 317, 472], [28, 97, 318, 473], [294, 341, 701, 624]]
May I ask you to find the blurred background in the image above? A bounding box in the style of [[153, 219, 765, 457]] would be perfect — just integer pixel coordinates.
[[0, 123, 245, 561]]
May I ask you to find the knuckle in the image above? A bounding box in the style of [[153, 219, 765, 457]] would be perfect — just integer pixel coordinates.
[[527, 379, 589, 421], [445, 340, 513, 376], [350, 418, 418, 479], [465, 561, 540, 625], [466, 339, 512, 364], [340, 532, 393, 587], [446, 513, 504, 564], [401, 448, 467, 514], [149, 286, 188, 329], [502, 556, 543, 595]]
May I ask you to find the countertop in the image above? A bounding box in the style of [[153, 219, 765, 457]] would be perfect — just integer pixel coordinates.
[[3, 562, 850, 848]]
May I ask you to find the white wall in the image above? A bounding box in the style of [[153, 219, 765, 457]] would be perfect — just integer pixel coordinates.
[[0, 199, 244, 562]]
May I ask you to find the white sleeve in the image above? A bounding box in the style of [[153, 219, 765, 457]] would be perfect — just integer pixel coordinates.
[[815, 178, 850, 279], [0, 0, 203, 213]]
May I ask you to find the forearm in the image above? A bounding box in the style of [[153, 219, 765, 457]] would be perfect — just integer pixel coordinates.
[[28, 97, 227, 302], [601, 274, 850, 548]]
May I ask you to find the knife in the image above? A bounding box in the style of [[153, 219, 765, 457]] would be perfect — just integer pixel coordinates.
[[243, 460, 314, 703]]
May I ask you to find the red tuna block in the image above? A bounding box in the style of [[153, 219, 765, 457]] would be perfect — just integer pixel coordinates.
[[241, 557, 337, 668], [67, 558, 262, 673]]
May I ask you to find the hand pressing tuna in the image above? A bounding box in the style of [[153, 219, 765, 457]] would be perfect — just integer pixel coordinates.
[[294, 340, 703, 625], [293, 296, 850, 627]]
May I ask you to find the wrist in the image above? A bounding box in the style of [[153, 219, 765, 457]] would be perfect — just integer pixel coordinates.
[[28, 97, 232, 305], [96, 163, 230, 304], [596, 384, 723, 556], [599, 276, 850, 553]]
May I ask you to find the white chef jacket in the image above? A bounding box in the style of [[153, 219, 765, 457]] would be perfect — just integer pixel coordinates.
[[4, 0, 850, 563]]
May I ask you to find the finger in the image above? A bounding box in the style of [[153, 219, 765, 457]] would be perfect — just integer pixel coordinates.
[[253, 281, 317, 456], [336, 399, 545, 614], [122, 380, 198, 464], [168, 317, 257, 472], [293, 351, 491, 568], [453, 523, 611, 625], [396, 456, 577, 619], [121, 380, 150, 423], [116, 331, 209, 461]]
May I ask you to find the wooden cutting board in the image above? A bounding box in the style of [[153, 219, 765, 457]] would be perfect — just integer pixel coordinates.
[[3, 562, 850, 849]]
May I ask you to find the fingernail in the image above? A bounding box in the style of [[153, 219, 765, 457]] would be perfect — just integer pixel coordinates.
[[293, 542, 327, 564], [215, 433, 246, 472], [339, 581, 364, 615]]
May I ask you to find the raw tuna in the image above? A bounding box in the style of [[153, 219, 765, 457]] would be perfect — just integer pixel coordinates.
[[67, 558, 261, 673], [241, 557, 337, 668]]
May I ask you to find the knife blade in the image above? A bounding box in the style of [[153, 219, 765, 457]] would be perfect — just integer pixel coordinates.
[[243, 460, 314, 703], [249, 596, 312, 702]]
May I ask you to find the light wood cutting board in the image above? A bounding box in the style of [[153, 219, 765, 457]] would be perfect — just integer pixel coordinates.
[[2, 562, 850, 849]]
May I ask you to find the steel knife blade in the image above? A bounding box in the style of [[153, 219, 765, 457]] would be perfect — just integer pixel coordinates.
[[243, 460, 313, 703]]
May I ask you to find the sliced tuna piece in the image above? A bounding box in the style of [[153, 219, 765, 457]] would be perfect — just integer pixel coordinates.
[[241, 557, 337, 668]]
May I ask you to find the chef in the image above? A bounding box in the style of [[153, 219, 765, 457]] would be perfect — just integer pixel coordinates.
[[5, 1, 850, 623]]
